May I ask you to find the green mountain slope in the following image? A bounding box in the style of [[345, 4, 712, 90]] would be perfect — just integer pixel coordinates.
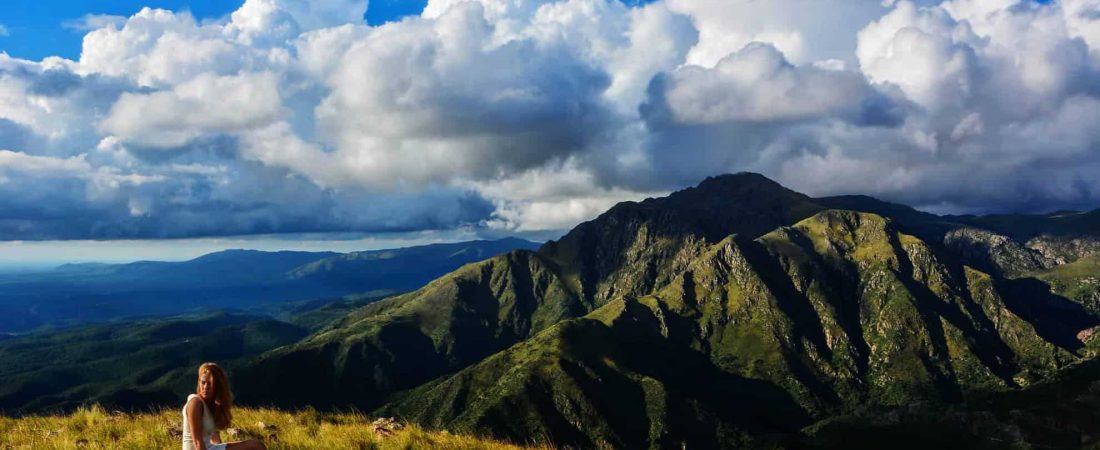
[[382, 299, 809, 449], [1031, 254, 1100, 316], [539, 173, 824, 308], [374, 211, 1098, 447], [230, 174, 1100, 448], [800, 350, 1100, 449], [235, 250, 586, 410], [0, 312, 308, 413]]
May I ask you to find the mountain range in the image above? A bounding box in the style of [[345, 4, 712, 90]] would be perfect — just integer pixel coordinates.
[[0, 238, 540, 333], [4, 173, 1099, 448], [235, 173, 1100, 448]]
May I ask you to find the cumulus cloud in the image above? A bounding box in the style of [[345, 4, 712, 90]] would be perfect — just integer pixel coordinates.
[[63, 14, 127, 32], [229, 0, 368, 46], [100, 71, 284, 148], [645, 42, 904, 125], [0, 0, 1098, 240], [310, 1, 614, 189], [663, 0, 897, 66]]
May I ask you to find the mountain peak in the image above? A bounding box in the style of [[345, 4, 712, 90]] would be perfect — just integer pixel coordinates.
[[645, 172, 821, 242], [698, 172, 786, 190], [653, 172, 803, 207]]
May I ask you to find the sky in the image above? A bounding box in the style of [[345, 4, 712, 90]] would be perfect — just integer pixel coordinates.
[[0, 0, 1098, 265], [0, 0, 434, 60]]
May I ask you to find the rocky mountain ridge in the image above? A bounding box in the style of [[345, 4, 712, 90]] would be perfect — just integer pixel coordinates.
[[226, 174, 1100, 448]]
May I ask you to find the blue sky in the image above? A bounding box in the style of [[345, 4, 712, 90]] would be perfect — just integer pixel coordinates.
[[0, 0, 1097, 264], [0, 0, 659, 61], [0, 0, 429, 61]]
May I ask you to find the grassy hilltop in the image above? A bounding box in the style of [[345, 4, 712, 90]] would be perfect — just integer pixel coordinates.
[[0, 405, 552, 450]]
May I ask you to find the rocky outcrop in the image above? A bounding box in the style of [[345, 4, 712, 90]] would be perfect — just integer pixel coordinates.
[[1026, 235, 1100, 265], [943, 227, 1055, 276]]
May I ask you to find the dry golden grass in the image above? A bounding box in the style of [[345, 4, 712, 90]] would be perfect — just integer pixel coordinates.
[[0, 405, 554, 450]]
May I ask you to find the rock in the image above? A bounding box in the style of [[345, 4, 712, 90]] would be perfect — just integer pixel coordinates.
[[370, 417, 404, 438], [225, 428, 239, 438], [1077, 326, 1100, 343], [944, 228, 1053, 276], [255, 421, 277, 432], [1026, 235, 1100, 265]]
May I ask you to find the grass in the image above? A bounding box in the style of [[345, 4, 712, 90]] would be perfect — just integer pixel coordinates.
[[1032, 254, 1100, 289], [0, 405, 554, 450]]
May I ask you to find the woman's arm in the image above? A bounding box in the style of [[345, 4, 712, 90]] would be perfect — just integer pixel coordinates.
[[211, 431, 222, 444], [186, 397, 206, 450]]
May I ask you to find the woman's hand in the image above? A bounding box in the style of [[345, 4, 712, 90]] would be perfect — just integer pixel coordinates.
[[186, 396, 206, 450], [212, 431, 222, 444]]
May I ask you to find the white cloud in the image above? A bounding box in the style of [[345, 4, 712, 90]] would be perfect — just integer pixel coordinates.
[[100, 72, 283, 148], [62, 14, 127, 32], [0, 24, 9, 37], [310, 1, 615, 188], [229, 0, 367, 46], [471, 163, 667, 231], [0, 150, 93, 175], [664, 0, 893, 67], [0, 0, 1099, 239], [0, 149, 162, 205], [245, 0, 367, 31], [600, 1, 697, 111], [857, 1, 982, 111], [650, 42, 899, 125]]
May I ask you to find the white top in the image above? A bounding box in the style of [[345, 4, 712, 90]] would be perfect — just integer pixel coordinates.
[[181, 394, 217, 450]]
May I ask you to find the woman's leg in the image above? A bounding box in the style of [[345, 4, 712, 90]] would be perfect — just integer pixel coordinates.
[[224, 440, 266, 450]]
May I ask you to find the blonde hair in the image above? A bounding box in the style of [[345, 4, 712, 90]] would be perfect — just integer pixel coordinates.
[[196, 362, 234, 430]]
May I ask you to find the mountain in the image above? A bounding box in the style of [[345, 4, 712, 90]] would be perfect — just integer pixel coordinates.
[[235, 250, 586, 409], [799, 344, 1100, 449], [0, 238, 540, 333], [379, 297, 811, 449], [232, 173, 1100, 448], [377, 211, 1094, 447], [538, 173, 824, 307]]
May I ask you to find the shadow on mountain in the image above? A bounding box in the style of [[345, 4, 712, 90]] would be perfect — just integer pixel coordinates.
[[996, 277, 1100, 351]]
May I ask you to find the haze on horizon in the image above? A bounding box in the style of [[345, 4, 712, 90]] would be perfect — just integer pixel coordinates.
[[0, 0, 1098, 263]]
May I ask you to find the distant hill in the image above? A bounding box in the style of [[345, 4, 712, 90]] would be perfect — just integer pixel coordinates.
[[0, 238, 540, 334], [288, 237, 543, 292], [0, 311, 308, 413]]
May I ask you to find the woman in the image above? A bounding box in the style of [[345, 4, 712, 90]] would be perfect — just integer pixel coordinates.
[[182, 362, 266, 450]]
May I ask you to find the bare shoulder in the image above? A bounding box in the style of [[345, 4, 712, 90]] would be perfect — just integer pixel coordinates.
[[186, 395, 203, 412]]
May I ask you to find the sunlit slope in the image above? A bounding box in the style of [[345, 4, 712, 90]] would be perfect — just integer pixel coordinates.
[[380, 211, 1097, 448], [235, 250, 587, 410]]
